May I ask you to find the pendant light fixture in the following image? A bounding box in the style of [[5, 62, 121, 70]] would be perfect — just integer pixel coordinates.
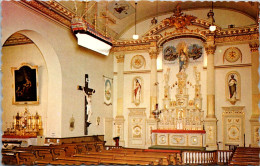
[[207, 2, 216, 32], [133, 2, 139, 40]]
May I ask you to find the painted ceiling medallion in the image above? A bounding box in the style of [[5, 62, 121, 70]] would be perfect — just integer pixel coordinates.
[[224, 47, 242, 63], [131, 55, 146, 69], [108, 1, 134, 19]]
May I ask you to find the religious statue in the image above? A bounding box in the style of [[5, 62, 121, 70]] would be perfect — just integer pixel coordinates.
[[229, 74, 237, 101], [83, 91, 93, 123], [133, 78, 141, 105], [179, 49, 187, 72]]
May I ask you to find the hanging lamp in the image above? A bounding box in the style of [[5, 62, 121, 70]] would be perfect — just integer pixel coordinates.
[[133, 2, 139, 39]]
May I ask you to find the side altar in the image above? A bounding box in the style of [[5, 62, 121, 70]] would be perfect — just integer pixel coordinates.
[[151, 53, 205, 148]]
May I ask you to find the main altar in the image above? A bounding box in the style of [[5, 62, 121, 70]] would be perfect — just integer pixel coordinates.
[[151, 56, 205, 148]]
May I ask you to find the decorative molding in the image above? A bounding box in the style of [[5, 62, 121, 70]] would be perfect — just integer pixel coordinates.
[[215, 34, 259, 43], [17, 0, 71, 27], [131, 55, 146, 69], [115, 54, 125, 63], [223, 47, 242, 63], [205, 45, 216, 55], [214, 63, 252, 69], [161, 5, 197, 30], [249, 42, 259, 52]]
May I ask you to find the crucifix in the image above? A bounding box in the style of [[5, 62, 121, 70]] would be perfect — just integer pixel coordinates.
[[77, 74, 95, 135]]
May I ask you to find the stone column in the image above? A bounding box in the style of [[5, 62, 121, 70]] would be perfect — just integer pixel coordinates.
[[204, 43, 218, 150], [114, 53, 125, 146], [249, 42, 260, 147], [149, 47, 159, 117]]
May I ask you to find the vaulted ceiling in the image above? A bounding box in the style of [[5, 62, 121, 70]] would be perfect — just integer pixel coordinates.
[[11, 0, 260, 41]]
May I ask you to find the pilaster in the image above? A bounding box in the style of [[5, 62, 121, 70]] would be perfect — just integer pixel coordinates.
[[204, 43, 217, 150], [249, 42, 260, 147], [149, 47, 159, 117]]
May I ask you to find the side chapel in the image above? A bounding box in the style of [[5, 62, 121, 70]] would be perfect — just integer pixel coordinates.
[[1, 0, 259, 157]]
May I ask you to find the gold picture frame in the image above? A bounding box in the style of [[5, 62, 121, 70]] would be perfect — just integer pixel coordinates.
[[12, 63, 39, 105]]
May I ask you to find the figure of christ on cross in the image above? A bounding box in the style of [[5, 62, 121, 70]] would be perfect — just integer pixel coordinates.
[[77, 74, 95, 135]]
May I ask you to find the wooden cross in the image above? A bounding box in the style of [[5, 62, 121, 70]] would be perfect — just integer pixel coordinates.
[[77, 74, 95, 135]]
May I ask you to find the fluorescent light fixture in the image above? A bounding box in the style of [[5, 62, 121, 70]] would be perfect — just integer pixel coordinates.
[[76, 33, 112, 56], [133, 34, 139, 40], [209, 25, 216, 32]]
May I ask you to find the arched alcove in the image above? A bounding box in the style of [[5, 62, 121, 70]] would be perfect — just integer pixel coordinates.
[[2, 30, 63, 137]]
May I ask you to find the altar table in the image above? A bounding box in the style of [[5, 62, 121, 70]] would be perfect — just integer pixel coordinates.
[[151, 130, 206, 147]]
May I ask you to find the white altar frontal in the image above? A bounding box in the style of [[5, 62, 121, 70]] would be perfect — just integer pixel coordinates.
[[151, 63, 206, 148]]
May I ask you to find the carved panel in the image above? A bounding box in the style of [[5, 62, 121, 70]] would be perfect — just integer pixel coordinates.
[[222, 106, 245, 150], [128, 108, 146, 148]]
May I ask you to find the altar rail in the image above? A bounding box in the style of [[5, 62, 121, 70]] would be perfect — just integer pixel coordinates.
[[182, 150, 233, 165]]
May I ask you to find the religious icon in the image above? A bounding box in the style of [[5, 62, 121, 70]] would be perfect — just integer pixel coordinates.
[[132, 77, 142, 106], [12, 63, 39, 105], [188, 44, 203, 60], [226, 71, 240, 105]]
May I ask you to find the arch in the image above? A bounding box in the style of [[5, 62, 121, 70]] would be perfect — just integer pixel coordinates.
[[2, 30, 62, 137], [157, 33, 207, 47]]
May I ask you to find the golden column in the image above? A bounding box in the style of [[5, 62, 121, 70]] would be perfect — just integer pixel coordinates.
[[149, 47, 159, 117], [114, 53, 125, 146], [204, 43, 218, 150], [249, 42, 260, 147]]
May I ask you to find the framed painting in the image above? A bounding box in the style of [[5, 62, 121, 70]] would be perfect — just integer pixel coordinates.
[[12, 63, 39, 105]]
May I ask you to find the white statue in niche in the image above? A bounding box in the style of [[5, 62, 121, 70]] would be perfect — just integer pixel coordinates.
[[226, 71, 240, 105], [229, 74, 237, 101]]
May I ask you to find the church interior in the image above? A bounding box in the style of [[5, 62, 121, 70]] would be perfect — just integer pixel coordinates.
[[1, 0, 260, 165]]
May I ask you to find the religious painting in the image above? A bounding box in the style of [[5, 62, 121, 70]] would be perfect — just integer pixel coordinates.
[[131, 55, 146, 69], [188, 44, 203, 60], [132, 77, 143, 106], [225, 71, 241, 105], [223, 47, 242, 63], [12, 63, 39, 105], [163, 46, 177, 62], [104, 77, 112, 105]]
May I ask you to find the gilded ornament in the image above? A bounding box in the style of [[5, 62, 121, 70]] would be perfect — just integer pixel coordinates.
[[223, 47, 242, 63], [249, 43, 259, 52], [131, 55, 146, 69], [115, 54, 125, 63], [205, 45, 216, 55]]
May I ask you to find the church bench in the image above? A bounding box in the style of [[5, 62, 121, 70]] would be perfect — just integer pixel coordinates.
[[73, 153, 163, 165], [35, 159, 95, 165]]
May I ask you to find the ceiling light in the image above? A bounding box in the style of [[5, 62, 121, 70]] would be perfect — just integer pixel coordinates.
[[132, 2, 139, 40], [207, 2, 216, 32], [209, 25, 216, 32]]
